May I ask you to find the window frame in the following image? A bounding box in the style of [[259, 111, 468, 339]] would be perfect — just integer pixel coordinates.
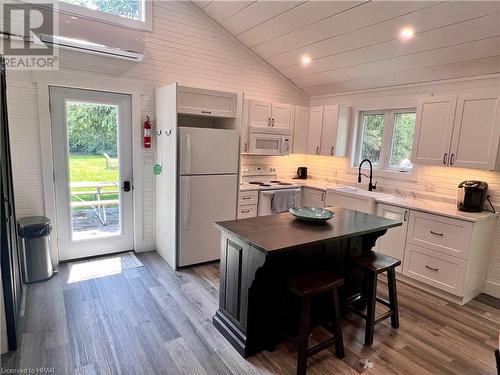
[[351, 107, 419, 181], [57, 0, 152, 31]]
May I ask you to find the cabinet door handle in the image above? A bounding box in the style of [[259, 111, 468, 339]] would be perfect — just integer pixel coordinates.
[[241, 209, 250, 213], [430, 230, 444, 236], [242, 196, 252, 200], [450, 153, 455, 165], [330, 146, 334, 155], [201, 110, 212, 114], [321, 192, 325, 202], [425, 265, 439, 272], [316, 146, 320, 155], [443, 152, 448, 165], [403, 210, 408, 221], [272, 118, 275, 127], [244, 142, 248, 152], [268, 117, 271, 126]]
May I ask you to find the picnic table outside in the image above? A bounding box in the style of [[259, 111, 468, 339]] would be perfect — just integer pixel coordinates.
[[70, 181, 119, 225]]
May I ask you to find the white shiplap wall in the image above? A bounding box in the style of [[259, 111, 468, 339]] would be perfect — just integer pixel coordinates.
[[6, 1, 308, 251]]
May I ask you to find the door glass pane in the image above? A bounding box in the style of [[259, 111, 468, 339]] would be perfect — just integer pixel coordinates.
[[359, 113, 384, 165], [389, 112, 416, 170], [66, 101, 121, 241]]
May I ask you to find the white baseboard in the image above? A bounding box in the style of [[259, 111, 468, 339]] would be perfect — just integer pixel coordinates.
[[483, 280, 500, 299]]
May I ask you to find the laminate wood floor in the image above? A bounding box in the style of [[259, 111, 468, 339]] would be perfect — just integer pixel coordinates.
[[2, 251, 499, 374]]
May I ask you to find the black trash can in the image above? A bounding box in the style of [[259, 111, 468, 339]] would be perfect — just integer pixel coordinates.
[[18, 216, 54, 283]]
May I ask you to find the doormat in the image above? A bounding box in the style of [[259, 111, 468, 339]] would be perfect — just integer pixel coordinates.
[[67, 251, 143, 283]]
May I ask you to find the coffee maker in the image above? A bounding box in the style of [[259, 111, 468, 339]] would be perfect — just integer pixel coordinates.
[[295, 167, 308, 179], [457, 180, 488, 212]]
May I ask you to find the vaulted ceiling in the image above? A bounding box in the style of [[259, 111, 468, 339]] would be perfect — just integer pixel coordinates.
[[194, 1, 500, 96]]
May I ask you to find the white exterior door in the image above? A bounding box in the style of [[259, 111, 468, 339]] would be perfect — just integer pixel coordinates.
[[249, 100, 272, 128], [376, 204, 408, 272], [307, 106, 324, 155], [412, 94, 457, 166], [450, 89, 500, 170], [271, 102, 291, 128], [50, 87, 133, 261]]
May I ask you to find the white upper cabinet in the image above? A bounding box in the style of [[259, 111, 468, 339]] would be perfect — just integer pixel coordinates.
[[177, 86, 237, 118], [412, 94, 457, 166], [307, 105, 351, 156], [292, 106, 309, 154], [412, 89, 500, 170], [320, 105, 351, 157], [249, 100, 272, 127], [307, 107, 324, 155], [248, 100, 292, 129], [450, 89, 500, 170]]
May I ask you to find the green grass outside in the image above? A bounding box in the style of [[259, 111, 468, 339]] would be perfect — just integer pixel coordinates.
[[69, 154, 119, 202]]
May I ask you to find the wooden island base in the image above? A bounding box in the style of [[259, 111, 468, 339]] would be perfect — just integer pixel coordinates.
[[213, 208, 400, 357]]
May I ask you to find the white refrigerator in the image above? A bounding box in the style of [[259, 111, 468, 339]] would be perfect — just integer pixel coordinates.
[[177, 127, 239, 267]]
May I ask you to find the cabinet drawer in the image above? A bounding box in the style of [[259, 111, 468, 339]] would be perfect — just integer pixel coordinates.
[[403, 244, 466, 296], [406, 211, 472, 259], [239, 190, 258, 205], [237, 205, 257, 219]]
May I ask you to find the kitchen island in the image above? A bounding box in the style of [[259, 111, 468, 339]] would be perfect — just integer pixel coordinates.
[[213, 207, 401, 357]]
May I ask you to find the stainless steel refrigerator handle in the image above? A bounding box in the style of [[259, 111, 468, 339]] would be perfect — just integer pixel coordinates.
[[183, 177, 191, 230], [185, 134, 191, 174]]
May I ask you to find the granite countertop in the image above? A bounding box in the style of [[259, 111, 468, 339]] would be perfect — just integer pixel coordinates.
[[215, 207, 401, 253]]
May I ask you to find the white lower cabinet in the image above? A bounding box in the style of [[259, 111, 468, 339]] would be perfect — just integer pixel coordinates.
[[375, 203, 496, 304], [301, 187, 325, 207], [237, 190, 258, 219], [375, 204, 408, 272]]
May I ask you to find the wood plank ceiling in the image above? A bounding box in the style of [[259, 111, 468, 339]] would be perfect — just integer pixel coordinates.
[[194, 1, 500, 96]]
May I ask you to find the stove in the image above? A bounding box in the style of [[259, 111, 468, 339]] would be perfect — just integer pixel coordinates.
[[241, 166, 301, 190]]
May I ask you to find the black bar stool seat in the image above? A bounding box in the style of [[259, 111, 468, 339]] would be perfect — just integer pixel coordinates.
[[286, 271, 345, 375], [348, 251, 401, 346]]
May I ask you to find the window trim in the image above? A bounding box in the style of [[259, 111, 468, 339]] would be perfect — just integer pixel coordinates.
[[349, 107, 420, 182], [57, 0, 152, 31]]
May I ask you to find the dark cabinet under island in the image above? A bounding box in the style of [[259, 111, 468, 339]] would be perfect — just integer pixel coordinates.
[[213, 207, 401, 357]]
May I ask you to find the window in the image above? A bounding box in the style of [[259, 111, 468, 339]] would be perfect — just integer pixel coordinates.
[[355, 109, 416, 172], [58, 0, 152, 30]]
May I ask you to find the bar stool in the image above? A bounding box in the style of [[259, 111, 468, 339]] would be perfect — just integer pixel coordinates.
[[348, 251, 401, 346], [286, 271, 345, 375]]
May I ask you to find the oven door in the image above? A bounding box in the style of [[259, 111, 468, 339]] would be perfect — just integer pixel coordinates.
[[249, 133, 283, 155], [258, 188, 302, 216]]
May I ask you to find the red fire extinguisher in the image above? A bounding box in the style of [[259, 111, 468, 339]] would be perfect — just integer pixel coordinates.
[[143, 116, 152, 149]]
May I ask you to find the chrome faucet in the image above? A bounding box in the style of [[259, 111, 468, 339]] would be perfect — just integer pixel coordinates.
[[358, 159, 377, 191]]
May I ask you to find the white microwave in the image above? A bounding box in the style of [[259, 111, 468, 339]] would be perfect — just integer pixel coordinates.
[[248, 127, 291, 156]]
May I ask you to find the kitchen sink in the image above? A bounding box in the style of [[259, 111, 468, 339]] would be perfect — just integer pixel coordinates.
[[326, 186, 393, 214]]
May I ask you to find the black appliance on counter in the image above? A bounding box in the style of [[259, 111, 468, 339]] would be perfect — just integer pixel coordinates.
[[295, 167, 308, 179], [457, 180, 488, 212]]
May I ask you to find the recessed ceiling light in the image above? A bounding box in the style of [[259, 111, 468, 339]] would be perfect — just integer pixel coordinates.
[[399, 27, 415, 40], [301, 55, 312, 66]]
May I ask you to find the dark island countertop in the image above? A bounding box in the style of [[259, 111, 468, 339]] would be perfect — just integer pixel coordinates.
[[215, 207, 401, 253]]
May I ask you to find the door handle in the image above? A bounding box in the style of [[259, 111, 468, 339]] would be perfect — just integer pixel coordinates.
[[316, 146, 320, 155], [123, 181, 131, 192], [244, 142, 248, 152], [268, 117, 271, 126], [185, 134, 191, 174], [272, 118, 275, 127], [403, 210, 408, 221], [330, 146, 334, 155], [443, 152, 448, 165], [430, 230, 443, 236], [450, 153, 455, 165], [321, 192, 325, 202], [425, 265, 439, 272], [183, 178, 190, 230]]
